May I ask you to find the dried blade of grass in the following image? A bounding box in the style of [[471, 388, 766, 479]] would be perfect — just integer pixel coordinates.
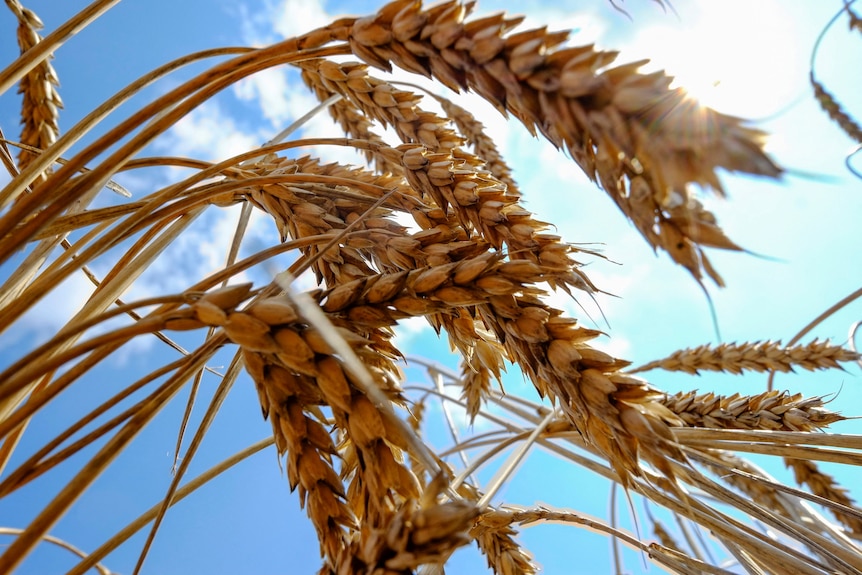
[[679, 459, 862, 574], [0, 158, 110, 315], [0, 299, 187, 436], [0, 43, 353, 260], [133, 351, 244, 575], [261, 93, 343, 151], [1, 200, 202, 340], [672, 428, 862, 450], [504, 506, 731, 575], [67, 437, 274, 575], [478, 409, 557, 508], [170, 199, 252, 473], [0, 527, 112, 575], [685, 441, 862, 467], [2, 139, 131, 196], [0, 356, 194, 497], [431, 370, 476, 483], [0, 336, 223, 573], [0, 46, 250, 209], [690, 450, 862, 545], [0, 210, 202, 448], [450, 434, 528, 494]]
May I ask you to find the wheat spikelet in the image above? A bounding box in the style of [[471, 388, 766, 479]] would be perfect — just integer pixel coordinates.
[[471, 510, 538, 575], [6, 0, 63, 183], [811, 74, 862, 144], [323, 96, 407, 175], [661, 390, 845, 432], [786, 458, 862, 537], [630, 339, 860, 375], [324, 497, 480, 574], [179, 285, 430, 569]]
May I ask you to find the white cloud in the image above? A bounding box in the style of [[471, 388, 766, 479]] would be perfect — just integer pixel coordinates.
[[393, 315, 433, 350], [238, 0, 333, 46], [161, 101, 260, 162], [233, 67, 295, 127], [0, 267, 94, 347], [271, 0, 332, 41]]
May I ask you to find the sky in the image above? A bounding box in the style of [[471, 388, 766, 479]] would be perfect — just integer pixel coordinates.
[[0, 0, 861, 574]]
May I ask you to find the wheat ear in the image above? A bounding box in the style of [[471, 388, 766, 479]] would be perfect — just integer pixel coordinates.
[[342, 0, 781, 284], [661, 390, 845, 432], [630, 339, 860, 375], [6, 0, 62, 184]]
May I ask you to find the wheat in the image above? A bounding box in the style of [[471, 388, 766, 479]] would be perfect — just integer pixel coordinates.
[[1, 1, 860, 574], [811, 74, 862, 144], [786, 458, 862, 537], [431, 93, 520, 196], [630, 340, 860, 375], [344, 0, 781, 285], [471, 510, 539, 575], [6, 0, 62, 184], [661, 390, 845, 432]]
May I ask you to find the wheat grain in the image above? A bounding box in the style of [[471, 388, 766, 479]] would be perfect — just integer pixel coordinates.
[[431, 93, 520, 196]]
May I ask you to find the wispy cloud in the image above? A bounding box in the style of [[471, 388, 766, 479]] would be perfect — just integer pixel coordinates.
[[160, 101, 261, 161]]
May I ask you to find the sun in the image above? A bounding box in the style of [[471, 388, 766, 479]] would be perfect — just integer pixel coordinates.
[[619, 0, 800, 118]]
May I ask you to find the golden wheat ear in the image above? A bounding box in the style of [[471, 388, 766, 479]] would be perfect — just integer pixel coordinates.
[[336, 0, 782, 286], [6, 0, 62, 184]]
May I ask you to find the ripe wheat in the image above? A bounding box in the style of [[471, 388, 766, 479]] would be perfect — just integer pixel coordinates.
[[1, 1, 860, 574]]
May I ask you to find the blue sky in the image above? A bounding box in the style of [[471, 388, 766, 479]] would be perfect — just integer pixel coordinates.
[[1, 1, 861, 574]]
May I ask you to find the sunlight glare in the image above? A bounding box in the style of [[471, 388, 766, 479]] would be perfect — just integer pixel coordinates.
[[621, 0, 800, 117]]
